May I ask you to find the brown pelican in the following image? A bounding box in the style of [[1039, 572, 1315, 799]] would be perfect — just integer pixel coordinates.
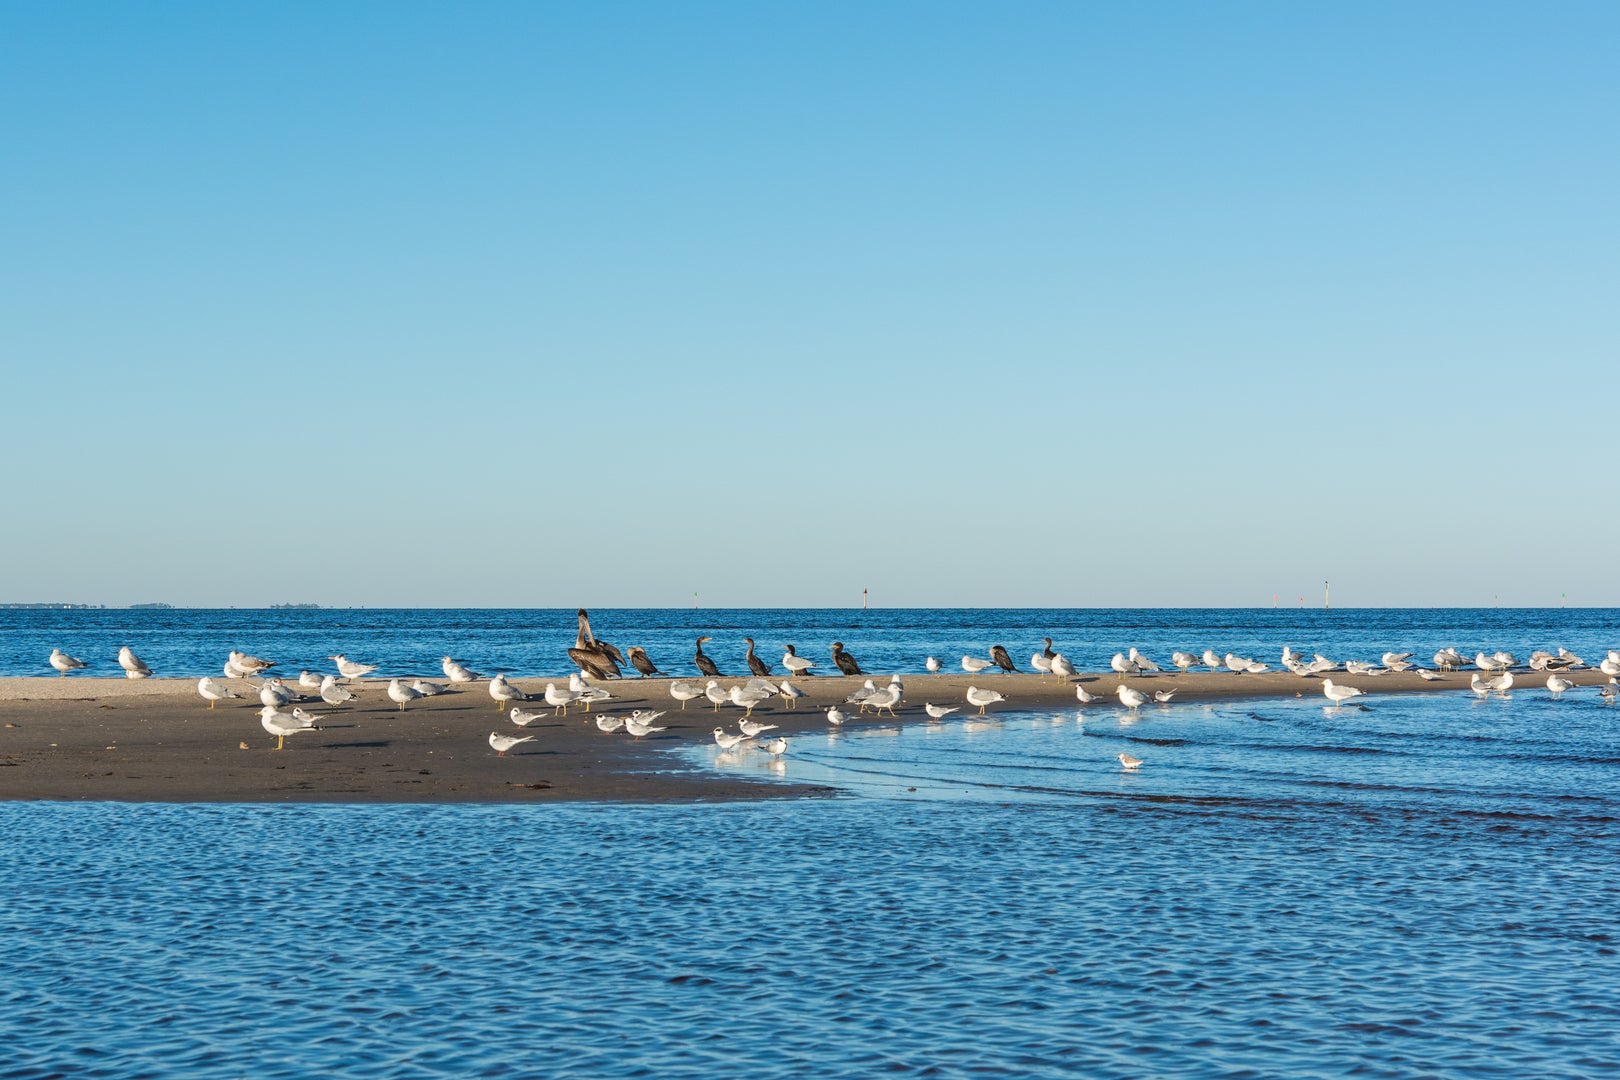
[[567, 609, 622, 680], [627, 647, 665, 677], [743, 638, 772, 678], [694, 636, 721, 678], [831, 642, 863, 676], [990, 645, 1017, 673]]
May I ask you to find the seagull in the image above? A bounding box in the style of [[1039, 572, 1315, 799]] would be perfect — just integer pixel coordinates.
[[442, 657, 481, 683], [260, 705, 319, 751], [888, 674, 905, 699], [49, 649, 88, 676], [1546, 675, 1574, 699], [756, 736, 787, 758], [1600, 682, 1618, 706], [778, 681, 804, 710], [1172, 652, 1199, 673], [713, 728, 750, 750], [509, 706, 545, 728], [738, 716, 778, 737], [388, 679, 424, 711], [258, 680, 292, 709], [117, 646, 152, 679], [197, 677, 238, 708], [228, 651, 276, 676], [1434, 648, 1466, 671], [965, 685, 1004, 715], [1474, 652, 1507, 673], [846, 679, 877, 708], [782, 645, 816, 677], [595, 714, 626, 735], [291, 706, 326, 726], [1381, 652, 1414, 672], [1110, 653, 1140, 676], [704, 680, 730, 711], [669, 680, 704, 710], [488, 731, 535, 757], [925, 656, 941, 674], [489, 674, 526, 709], [861, 685, 900, 717], [627, 647, 666, 677], [962, 655, 994, 674], [1115, 685, 1148, 714], [989, 645, 1017, 673], [624, 713, 667, 740], [1602, 657, 1620, 678], [729, 684, 774, 718], [1153, 689, 1177, 704], [1417, 669, 1445, 681], [831, 642, 864, 676], [1322, 679, 1365, 707], [1224, 653, 1254, 674], [924, 703, 958, 722], [1118, 752, 1143, 771], [411, 679, 450, 697], [1128, 648, 1162, 673], [298, 670, 325, 691], [1469, 673, 1494, 699], [320, 676, 357, 706], [1490, 672, 1515, 694], [223, 656, 253, 679], [544, 683, 580, 715], [330, 655, 377, 681], [1051, 654, 1076, 679], [825, 706, 848, 727], [1202, 649, 1224, 671], [1075, 684, 1101, 704]]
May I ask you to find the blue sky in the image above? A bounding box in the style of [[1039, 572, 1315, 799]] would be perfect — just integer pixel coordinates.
[[3, 2, 1616, 607]]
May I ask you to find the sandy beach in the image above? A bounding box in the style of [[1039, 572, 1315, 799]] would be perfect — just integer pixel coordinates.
[[0, 667, 1607, 804]]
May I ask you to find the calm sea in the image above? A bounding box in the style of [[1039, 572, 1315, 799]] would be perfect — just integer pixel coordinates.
[[4, 609, 1618, 1076]]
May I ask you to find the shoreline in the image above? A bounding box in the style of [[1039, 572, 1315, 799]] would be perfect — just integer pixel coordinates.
[[0, 669, 1610, 805]]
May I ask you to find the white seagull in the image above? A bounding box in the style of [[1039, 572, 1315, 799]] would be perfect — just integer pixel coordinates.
[[962, 656, 994, 675], [50, 649, 88, 676], [197, 677, 238, 708], [510, 706, 545, 727], [782, 646, 816, 677], [1322, 679, 1365, 707], [738, 716, 778, 737], [1076, 684, 1101, 704], [595, 714, 626, 735], [489, 674, 526, 709], [387, 679, 424, 711], [1128, 648, 1162, 673], [757, 736, 788, 758], [965, 685, 1004, 715], [544, 683, 580, 715], [1172, 651, 1199, 673], [624, 713, 668, 740], [488, 731, 535, 756], [118, 646, 153, 679], [713, 728, 749, 750], [442, 657, 481, 683], [330, 655, 377, 681], [411, 679, 450, 697], [825, 706, 848, 727], [1153, 689, 1177, 704], [1546, 675, 1574, 699], [924, 702, 958, 722], [1115, 685, 1148, 714], [298, 670, 325, 691], [260, 705, 319, 751], [778, 681, 805, 710], [669, 681, 704, 709], [320, 675, 357, 706], [1051, 654, 1076, 679], [925, 656, 941, 674]]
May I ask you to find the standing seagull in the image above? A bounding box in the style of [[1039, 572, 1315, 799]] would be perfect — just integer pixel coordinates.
[[387, 679, 424, 711], [694, 637, 722, 678], [49, 649, 88, 677], [1322, 679, 1365, 707], [782, 645, 816, 677], [831, 642, 864, 676], [965, 686, 1005, 715], [330, 655, 377, 681], [118, 646, 153, 679], [489, 674, 526, 710], [197, 677, 238, 708], [1115, 684, 1148, 714], [989, 645, 1017, 673], [743, 638, 772, 678], [567, 609, 622, 679], [962, 655, 994, 674], [488, 731, 535, 757], [627, 647, 666, 677]]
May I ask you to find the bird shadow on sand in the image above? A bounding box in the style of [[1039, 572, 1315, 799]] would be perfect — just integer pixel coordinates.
[[323, 740, 391, 749]]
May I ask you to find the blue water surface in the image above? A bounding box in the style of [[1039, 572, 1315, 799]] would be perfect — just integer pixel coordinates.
[[6, 684, 1620, 1077]]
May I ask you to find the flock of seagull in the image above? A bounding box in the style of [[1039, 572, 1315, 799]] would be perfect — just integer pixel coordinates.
[[41, 618, 1620, 764]]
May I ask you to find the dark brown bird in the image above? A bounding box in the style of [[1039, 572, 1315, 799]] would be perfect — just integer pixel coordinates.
[[567, 609, 622, 680], [1041, 638, 1057, 662], [831, 641, 863, 677], [627, 646, 665, 677], [743, 638, 772, 678], [990, 645, 1017, 673], [694, 636, 721, 678]]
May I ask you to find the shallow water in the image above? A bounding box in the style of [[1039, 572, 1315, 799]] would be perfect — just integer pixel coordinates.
[[6, 685, 1620, 1077], [4, 605, 1618, 679]]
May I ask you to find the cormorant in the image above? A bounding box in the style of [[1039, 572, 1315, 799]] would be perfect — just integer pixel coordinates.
[[627, 646, 665, 677], [568, 609, 622, 680], [743, 638, 772, 678], [831, 641, 863, 676], [990, 645, 1017, 673], [1041, 638, 1057, 662], [694, 636, 721, 678]]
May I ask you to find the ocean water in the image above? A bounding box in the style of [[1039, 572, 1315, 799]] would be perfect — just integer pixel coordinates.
[[5, 610, 1620, 1076], [4, 605, 1619, 679]]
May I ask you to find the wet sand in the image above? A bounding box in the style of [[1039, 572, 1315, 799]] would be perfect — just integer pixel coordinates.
[[0, 668, 1608, 803]]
